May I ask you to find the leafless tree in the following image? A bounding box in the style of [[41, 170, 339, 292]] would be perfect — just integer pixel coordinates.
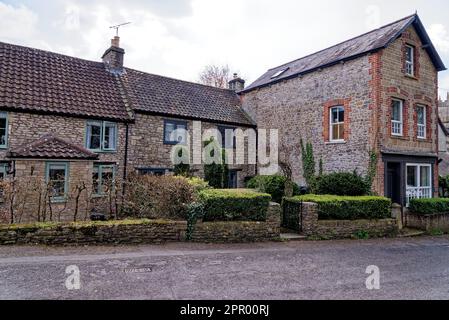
[[73, 182, 86, 222], [198, 64, 232, 89]]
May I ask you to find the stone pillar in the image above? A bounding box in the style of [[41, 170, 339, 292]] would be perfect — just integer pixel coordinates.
[[302, 202, 319, 236], [391, 203, 403, 230]]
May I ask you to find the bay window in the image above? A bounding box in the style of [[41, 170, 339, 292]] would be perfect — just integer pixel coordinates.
[[406, 163, 432, 205]]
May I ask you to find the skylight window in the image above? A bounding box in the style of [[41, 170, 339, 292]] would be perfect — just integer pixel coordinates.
[[270, 68, 289, 79]]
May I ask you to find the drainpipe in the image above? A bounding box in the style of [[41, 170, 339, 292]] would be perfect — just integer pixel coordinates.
[[122, 122, 129, 196]]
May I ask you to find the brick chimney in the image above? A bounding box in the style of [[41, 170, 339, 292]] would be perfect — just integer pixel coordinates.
[[102, 36, 125, 74], [228, 73, 245, 92]]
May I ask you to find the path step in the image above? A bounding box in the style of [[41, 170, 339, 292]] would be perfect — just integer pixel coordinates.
[[398, 228, 426, 238], [281, 233, 307, 241]]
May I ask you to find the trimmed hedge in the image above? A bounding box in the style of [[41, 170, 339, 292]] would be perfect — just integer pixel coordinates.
[[199, 189, 271, 222], [287, 195, 391, 220], [316, 172, 369, 196], [409, 198, 449, 215], [246, 175, 301, 203]]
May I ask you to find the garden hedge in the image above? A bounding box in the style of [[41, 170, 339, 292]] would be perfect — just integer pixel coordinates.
[[287, 195, 391, 220], [409, 198, 449, 215], [246, 175, 301, 203], [199, 189, 271, 222], [315, 172, 369, 196]]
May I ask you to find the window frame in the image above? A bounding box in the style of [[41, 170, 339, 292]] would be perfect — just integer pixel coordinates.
[[85, 120, 118, 152], [391, 99, 404, 137], [163, 119, 188, 145], [0, 112, 8, 149], [416, 105, 426, 139], [45, 162, 69, 202], [92, 164, 116, 196], [406, 163, 433, 205], [329, 106, 345, 142], [405, 45, 415, 77]]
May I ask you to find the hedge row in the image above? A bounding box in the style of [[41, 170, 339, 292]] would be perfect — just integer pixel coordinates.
[[409, 198, 449, 215], [287, 195, 392, 220], [198, 189, 271, 222], [246, 175, 301, 203]]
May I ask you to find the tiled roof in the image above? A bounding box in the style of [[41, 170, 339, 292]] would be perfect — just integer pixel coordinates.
[[243, 14, 446, 92], [0, 41, 254, 126], [0, 41, 130, 121], [8, 134, 99, 160], [122, 69, 254, 126]]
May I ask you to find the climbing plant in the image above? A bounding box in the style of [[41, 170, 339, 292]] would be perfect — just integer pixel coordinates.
[[203, 138, 229, 188]]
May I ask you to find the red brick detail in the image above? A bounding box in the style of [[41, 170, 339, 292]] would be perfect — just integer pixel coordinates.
[[426, 105, 432, 141], [323, 98, 352, 142]]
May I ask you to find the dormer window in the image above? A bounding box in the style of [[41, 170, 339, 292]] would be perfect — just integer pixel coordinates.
[[271, 68, 289, 79], [405, 45, 415, 76]]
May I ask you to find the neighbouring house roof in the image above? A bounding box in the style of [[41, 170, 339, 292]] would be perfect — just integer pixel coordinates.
[[439, 117, 449, 137], [122, 68, 255, 126], [0, 42, 130, 121], [8, 134, 99, 160], [243, 14, 446, 93], [0, 41, 254, 126]]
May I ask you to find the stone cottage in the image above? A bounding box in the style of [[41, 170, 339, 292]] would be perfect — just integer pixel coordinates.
[[240, 14, 446, 206], [0, 36, 255, 222]]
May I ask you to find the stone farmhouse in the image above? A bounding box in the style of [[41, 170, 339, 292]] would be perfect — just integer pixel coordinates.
[[0, 13, 447, 221], [242, 14, 446, 206]]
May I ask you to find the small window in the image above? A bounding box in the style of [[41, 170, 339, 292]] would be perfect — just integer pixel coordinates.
[[405, 45, 415, 76], [329, 106, 345, 141], [86, 121, 117, 152], [271, 68, 289, 79], [0, 112, 8, 148], [218, 126, 237, 149], [417, 105, 426, 139], [46, 162, 69, 201], [391, 99, 403, 136], [0, 164, 7, 199], [93, 164, 115, 195], [137, 168, 168, 176], [164, 120, 187, 145]]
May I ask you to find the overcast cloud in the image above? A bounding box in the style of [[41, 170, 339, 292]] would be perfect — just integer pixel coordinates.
[[1, 0, 449, 98]]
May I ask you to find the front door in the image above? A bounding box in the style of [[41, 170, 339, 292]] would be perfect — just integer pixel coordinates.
[[386, 162, 401, 205], [228, 170, 238, 189]]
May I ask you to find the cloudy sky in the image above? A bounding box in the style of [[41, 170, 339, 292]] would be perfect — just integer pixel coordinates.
[[2, 0, 449, 98]]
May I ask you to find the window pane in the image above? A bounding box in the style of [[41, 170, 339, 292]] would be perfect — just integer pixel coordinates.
[[420, 166, 431, 187], [88, 124, 102, 149], [48, 166, 66, 198], [407, 166, 418, 187], [417, 107, 425, 125], [101, 167, 114, 193], [331, 108, 339, 124], [165, 123, 175, 142], [392, 101, 401, 121], [92, 167, 99, 194], [104, 124, 116, 150], [406, 47, 413, 62], [175, 124, 187, 144], [0, 118, 6, 146]]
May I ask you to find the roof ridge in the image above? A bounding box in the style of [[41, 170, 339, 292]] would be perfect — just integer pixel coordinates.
[[268, 13, 416, 71], [0, 41, 103, 66]]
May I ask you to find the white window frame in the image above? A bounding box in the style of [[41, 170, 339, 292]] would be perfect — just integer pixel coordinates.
[[329, 106, 345, 142], [391, 99, 403, 137], [406, 163, 432, 206], [416, 105, 426, 139], [405, 45, 415, 77]]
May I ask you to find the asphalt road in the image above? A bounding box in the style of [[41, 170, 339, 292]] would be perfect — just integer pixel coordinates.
[[0, 236, 449, 300]]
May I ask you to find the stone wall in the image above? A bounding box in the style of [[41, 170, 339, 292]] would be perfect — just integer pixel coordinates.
[[190, 202, 281, 243], [405, 212, 449, 232], [0, 203, 282, 245], [314, 219, 398, 239]]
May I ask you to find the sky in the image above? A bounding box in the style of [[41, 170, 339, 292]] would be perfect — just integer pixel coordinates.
[[2, 0, 449, 98]]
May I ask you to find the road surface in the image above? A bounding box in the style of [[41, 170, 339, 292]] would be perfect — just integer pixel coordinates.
[[0, 236, 448, 300]]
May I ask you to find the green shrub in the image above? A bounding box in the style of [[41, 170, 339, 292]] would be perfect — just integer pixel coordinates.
[[184, 177, 211, 194], [185, 202, 205, 241], [288, 195, 391, 220], [316, 172, 369, 196], [199, 189, 271, 222], [409, 198, 449, 215], [122, 175, 196, 220], [246, 175, 300, 203]]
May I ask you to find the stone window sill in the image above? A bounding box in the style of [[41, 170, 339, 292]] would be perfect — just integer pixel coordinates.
[[405, 74, 418, 81], [390, 135, 409, 141], [325, 141, 346, 145]]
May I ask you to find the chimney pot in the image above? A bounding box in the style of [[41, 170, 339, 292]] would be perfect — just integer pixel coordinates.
[[111, 36, 120, 48]]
